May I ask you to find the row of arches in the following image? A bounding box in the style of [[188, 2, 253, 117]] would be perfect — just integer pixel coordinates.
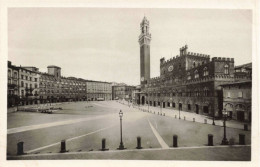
[[224, 103, 251, 122], [141, 96, 212, 115]]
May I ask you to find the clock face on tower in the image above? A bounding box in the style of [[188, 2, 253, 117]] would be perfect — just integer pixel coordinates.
[[168, 65, 174, 72], [141, 77, 144, 82]]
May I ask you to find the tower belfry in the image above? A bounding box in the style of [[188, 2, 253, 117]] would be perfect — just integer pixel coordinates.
[[139, 16, 151, 87]]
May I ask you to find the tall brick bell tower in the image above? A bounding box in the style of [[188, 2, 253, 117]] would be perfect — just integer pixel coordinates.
[[139, 16, 151, 88]]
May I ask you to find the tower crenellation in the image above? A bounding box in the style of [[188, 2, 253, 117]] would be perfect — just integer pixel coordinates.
[[211, 57, 234, 62]]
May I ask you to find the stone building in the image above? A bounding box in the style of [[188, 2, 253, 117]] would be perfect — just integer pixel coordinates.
[[136, 17, 243, 118], [234, 63, 252, 81], [112, 84, 135, 101], [39, 66, 86, 103], [19, 66, 40, 105], [85, 80, 112, 101], [7, 61, 19, 107], [221, 81, 251, 122], [132, 85, 141, 104]]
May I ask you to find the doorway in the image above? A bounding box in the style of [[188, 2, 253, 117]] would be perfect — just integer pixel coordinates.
[[188, 104, 191, 110], [179, 103, 182, 111], [203, 106, 209, 113], [141, 96, 145, 105], [237, 111, 245, 121], [195, 104, 199, 114]]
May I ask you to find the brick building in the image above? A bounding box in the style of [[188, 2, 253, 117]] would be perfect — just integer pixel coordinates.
[[136, 17, 251, 118]]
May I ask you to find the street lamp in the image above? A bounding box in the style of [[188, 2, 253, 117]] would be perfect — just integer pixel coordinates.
[[212, 110, 215, 125], [118, 110, 125, 150], [160, 100, 162, 115], [221, 108, 229, 145], [179, 103, 181, 119], [148, 101, 149, 112]]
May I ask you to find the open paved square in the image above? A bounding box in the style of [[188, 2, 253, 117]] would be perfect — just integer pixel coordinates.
[[7, 101, 251, 160]]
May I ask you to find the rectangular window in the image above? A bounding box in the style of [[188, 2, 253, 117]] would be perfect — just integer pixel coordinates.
[[227, 92, 231, 98], [35, 78, 37, 82], [8, 70, 11, 77], [238, 92, 243, 98], [14, 72, 17, 78], [21, 75, 24, 79]]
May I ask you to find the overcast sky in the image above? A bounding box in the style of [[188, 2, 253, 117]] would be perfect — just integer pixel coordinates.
[[8, 8, 252, 85]]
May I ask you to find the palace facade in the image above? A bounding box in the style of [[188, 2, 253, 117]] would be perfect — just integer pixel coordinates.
[[136, 17, 251, 118], [7, 61, 113, 107]]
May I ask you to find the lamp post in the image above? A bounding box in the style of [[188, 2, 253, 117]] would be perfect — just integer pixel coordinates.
[[212, 105, 215, 125], [179, 103, 181, 119], [118, 110, 125, 150], [160, 101, 162, 115], [212, 110, 215, 125], [221, 108, 229, 145]]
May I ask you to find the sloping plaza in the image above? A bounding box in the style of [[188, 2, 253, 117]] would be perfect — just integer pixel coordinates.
[[7, 100, 251, 160]]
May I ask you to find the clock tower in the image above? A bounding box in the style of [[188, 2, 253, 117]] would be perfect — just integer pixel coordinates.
[[139, 16, 151, 87]]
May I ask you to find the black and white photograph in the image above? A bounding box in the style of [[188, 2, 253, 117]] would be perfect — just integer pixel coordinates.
[[1, 0, 259, 166]]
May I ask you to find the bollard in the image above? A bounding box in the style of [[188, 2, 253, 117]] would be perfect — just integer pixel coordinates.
[[204, 119, 207, 124], [208, 134, 213, 146], [193, 118, 195, 122], [184, 116, 185, 120], [136, 136, 142, 149], [100, 138, 109, 151], [239, 134, 246, 145], [173, 135, 178, 147], [244, 124, 248, 131], [17, 142, 24, 155], [163, 113, 165, 116], [175, 115, 177, 119], [158, 112, 159, 115], [154, 111, 155, 114], [60, 140, 67, 153]]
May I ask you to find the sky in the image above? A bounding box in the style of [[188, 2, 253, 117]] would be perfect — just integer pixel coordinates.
[[8, 8, 252, 85]]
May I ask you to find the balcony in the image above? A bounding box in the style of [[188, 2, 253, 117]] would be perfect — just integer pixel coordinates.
[[8, 83, 18, 89]]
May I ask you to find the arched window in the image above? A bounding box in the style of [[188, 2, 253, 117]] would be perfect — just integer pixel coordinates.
[[193, 61, 196, 68], [203, 67, 209, 76], [194, 89, 198, 97], [194, 70, 199, 79], [204, 87, 209, 96], [224, 64, 229, 74]]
